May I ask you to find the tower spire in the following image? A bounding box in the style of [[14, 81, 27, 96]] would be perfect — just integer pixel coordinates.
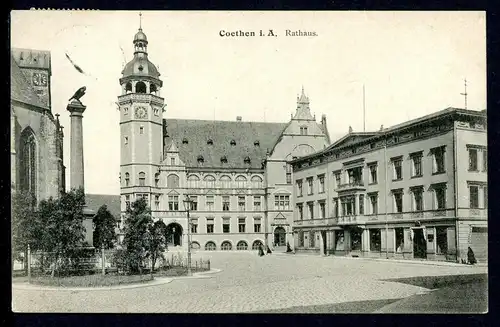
[[139, 12, 142, 30]]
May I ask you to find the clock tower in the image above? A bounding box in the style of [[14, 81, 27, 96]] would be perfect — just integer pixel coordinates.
[[118, 22, 164, 213]]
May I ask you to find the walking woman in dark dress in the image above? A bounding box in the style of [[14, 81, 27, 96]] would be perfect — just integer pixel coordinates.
[[258, 244, 265, 257]]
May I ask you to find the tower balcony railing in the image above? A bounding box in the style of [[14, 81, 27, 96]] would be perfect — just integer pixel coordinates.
[[117, 93, 164, 107], [335, 180, 365, 192]]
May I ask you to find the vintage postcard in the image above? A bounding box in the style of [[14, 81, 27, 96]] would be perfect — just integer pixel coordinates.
[[11, 10, 487, 313]]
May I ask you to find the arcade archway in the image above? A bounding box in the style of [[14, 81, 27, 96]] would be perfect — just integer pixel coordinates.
[[166, 223, 183, 247]]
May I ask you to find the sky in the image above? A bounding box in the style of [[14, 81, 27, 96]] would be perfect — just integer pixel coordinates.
[[11, 11, 486, 196]]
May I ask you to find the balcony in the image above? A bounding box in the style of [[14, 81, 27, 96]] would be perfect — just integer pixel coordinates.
[[152, 211, 187, 219], [363, 209, 456, 222], [293, 217, 338, 228], [335, 181, 366, 192], [118, 93, 164, 107], [337, 215, 368, 225], [457, 208, 488, 220]]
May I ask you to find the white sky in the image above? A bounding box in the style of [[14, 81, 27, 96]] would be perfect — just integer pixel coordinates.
[[11, 11, 486, 196]]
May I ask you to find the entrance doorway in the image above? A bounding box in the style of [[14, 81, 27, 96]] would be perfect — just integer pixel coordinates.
[[166, 223, 183, 246], [413, 228, 427, 259], [274, 227, 286, 247]]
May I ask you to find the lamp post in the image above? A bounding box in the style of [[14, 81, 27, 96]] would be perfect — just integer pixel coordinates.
[[183, 195, 192, 276]]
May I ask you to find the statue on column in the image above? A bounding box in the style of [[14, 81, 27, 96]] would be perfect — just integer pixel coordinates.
[[68, 86, 87, 103]]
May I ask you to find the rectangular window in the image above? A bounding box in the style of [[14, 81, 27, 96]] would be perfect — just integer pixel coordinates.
[[333, 198, 339, 217], [254, 218, 261, 232], [319, 201, 326, 219], [469, 185, 479, 208], [436, 227, 448, 254], [434, 186, 446, 210], [412, 187, 423, 211], [393, 191, 403, 213], [392, 158, 402, 180], [154, 195, 160, 210], [347, 167, 363, 185], [369, 164, 378, 184], [298, 231, 304, 247], [318, 175, 325, 193], [308, 202, 314, 219], [155, 175, 159, 187], [484, 186, 488, 208], [307, 178, 314, 195], [238, 218, 246, 233], [368, 193, 378, 215], [432, 146, 446, 174], [140, 126, 144, 134], [309, 231, 315, 247], [124, 136, 128, 145], [395, 228, 404, 252], [411, 153, 423, 177], [125, 195, 130, 210], [171, 157, 176, 166], [136, 193, 148, 206], [223, 219, 230, 233], [297, 180, 303, 197], [359, 194, 364, 215], [191, 222, 198, 234], [297, 203, 304, 220], [274, 195, 290, 210], [253, 196, 261, 211], [469, 148, 478, 171], [168, 195, 179, 211], [341, 196, 356, 216], [222, 196, 230, 211], [206, 219, 214, 233], [206, 195, 214, 211], [238, 196, 246, 211], [189, 195, 198, 211], [370, 229, 381, 252], [286, 164, 292, 184], [483, 150, 488, 172], [334, 172, 341, 188]]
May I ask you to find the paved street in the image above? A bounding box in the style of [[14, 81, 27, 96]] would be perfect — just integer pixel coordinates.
[[12, 251, 487, 313]]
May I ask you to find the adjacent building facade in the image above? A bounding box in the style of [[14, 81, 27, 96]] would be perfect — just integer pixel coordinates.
[[291, 108, 487, 263], [11, 48, 65, 203], [118, 26, 330, 251]]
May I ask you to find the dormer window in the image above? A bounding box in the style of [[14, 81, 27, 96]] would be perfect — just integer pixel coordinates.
[[300, 126, 308, 135], [207, 139, 213, 145], [244, 156, 251, 165], [182, 138, 189, 144], [230, 139, 236, 146], [221, 156, 228, 164], [197, 155, 204, 164], [138, 65, 144, 71], [254, 140, 260, 147]]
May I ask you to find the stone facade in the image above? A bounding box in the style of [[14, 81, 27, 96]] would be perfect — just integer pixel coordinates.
[[291, 108, 487, 262]]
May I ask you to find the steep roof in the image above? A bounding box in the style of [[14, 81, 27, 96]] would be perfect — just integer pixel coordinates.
[[85, 194, 121, 219], [10, 56, 47, 109], [163, 119, 287, 169]]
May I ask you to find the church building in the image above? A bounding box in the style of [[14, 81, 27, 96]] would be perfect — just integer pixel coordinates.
[[118, 26, 331, 251]]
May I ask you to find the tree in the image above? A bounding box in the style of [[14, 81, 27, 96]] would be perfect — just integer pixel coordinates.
[[93, 204, 117, 249], [122, 198, 153, 274], [149, 220, 167, 271], [39, 188, 86, 277], [11, 191, 40, 272]]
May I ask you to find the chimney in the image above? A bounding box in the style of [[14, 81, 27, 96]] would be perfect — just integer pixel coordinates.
[[236, 116, 242, 122]]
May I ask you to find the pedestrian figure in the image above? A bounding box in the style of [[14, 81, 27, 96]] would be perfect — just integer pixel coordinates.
[[258, 244, 265, 257], [266, 245, 272, 254], [467, 246, 477, 265], [286, 242, 293, 253]]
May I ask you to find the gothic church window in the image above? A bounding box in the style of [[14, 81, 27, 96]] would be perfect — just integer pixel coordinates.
[[20, 128, 37, 206]]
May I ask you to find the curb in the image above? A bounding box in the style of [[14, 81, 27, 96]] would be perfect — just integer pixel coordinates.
[[12, 268, 222, 292]]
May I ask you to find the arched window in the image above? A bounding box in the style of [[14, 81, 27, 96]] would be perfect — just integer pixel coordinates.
[[191, 241, 200, 250], [154, 173, 160, 187], [220, 156, 228, 164], [205, 241, 216, 251], [244, 156, 251, 165], [187, 175, 200, 188], [125, 172, 130, 186], [251, 175, 263, 188], [197, 155, 204, 166], [167, 174, 180, 188], [230, 139, 236, 146], [150, 84, 157, 94], [204, 175, 215, 188], [235, 175, 247, 188], [221, 241, 232, 251], [19, 128, 37, 205], [135, 81, 147, 93], [138, 172, 146, 186], [220, 175, 231, 188], [125, 82, 132, 94], [236, 241, 248, 250], [252, 240, 264, 250]]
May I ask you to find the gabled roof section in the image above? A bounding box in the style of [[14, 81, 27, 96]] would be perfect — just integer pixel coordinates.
[[85, 194, 121, 219], [166, 139, 179, 152], [164, 118, 286, 169], [293, 86, 315, 121], [10, 56, 48, 109], [327, 132, 380, 151]]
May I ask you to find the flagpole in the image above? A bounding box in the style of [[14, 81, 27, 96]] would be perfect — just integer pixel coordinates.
[[363, 84, 366, 132]]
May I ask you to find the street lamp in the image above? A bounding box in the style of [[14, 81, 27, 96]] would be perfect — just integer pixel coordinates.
[[183, 195, 193, 276]]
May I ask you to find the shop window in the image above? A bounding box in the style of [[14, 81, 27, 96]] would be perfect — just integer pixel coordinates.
[[370, 229, 381, 252]]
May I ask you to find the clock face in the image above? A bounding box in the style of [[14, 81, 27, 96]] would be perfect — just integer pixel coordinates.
[[32, 72, 48, 87], [135, 106, 147, 119]]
